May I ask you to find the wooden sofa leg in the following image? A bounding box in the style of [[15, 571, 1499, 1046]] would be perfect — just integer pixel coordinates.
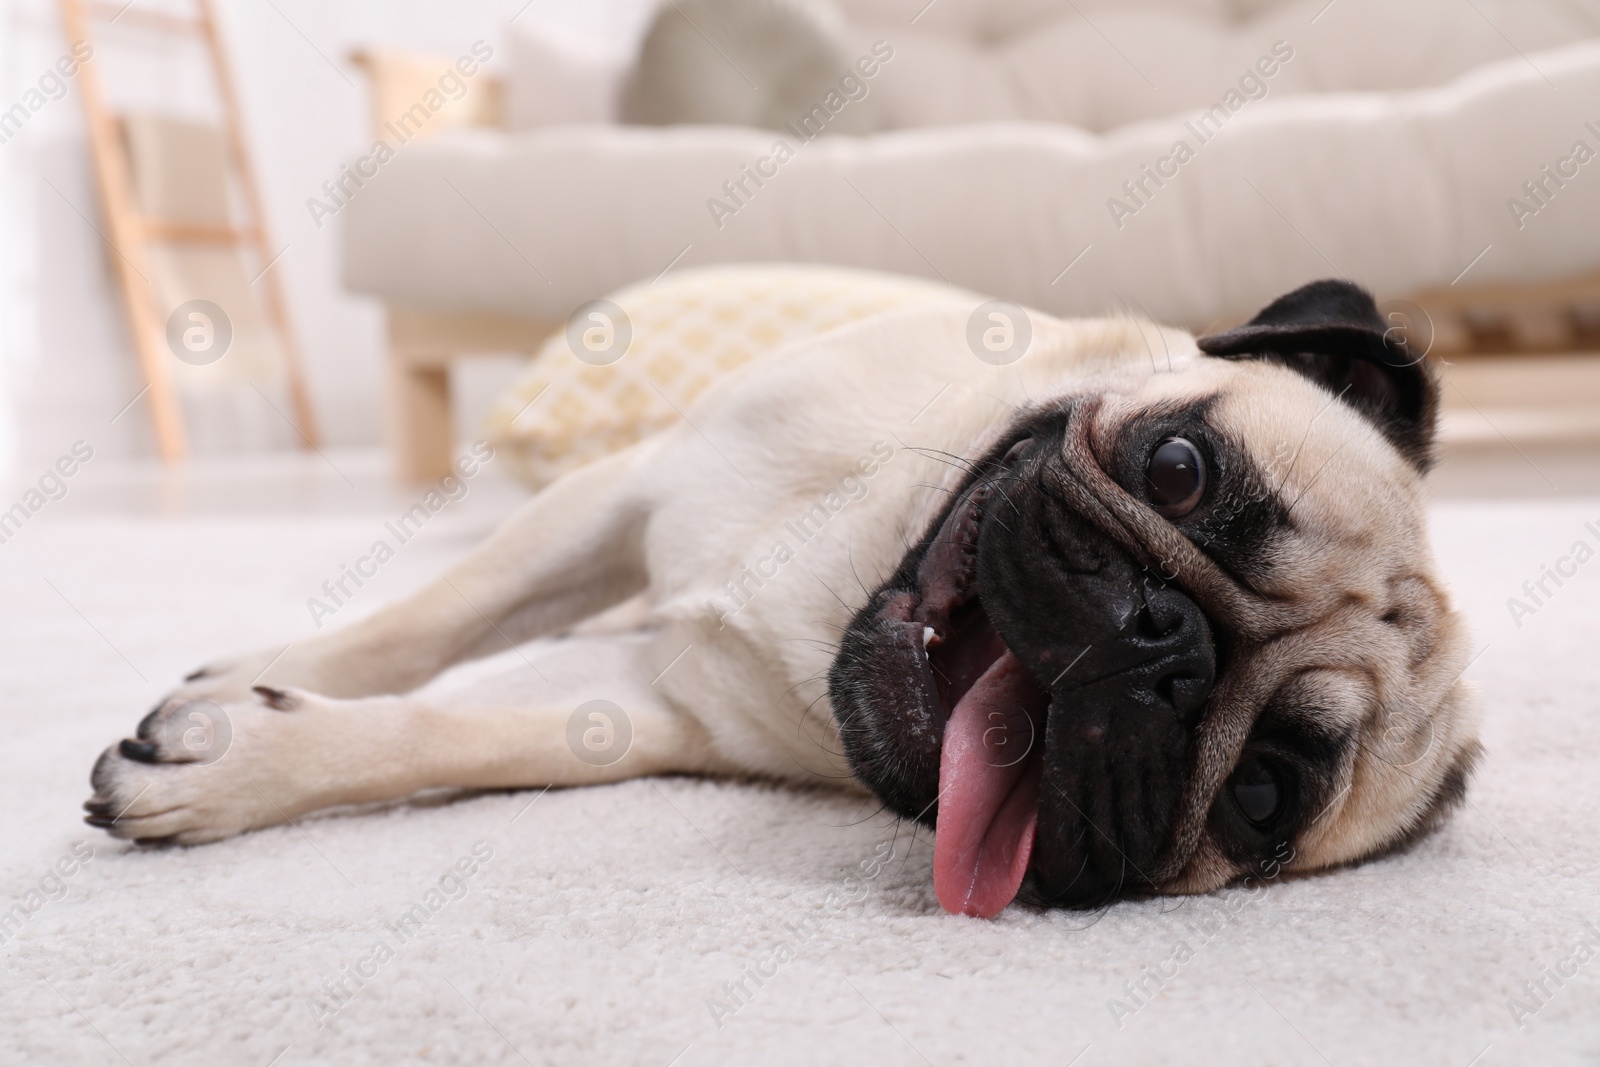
[[384, 306, 559, 484], [390, 355, 454, 483]]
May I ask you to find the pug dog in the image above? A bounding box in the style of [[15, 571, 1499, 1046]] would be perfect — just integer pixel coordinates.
[[85, 278, 1480, 917]]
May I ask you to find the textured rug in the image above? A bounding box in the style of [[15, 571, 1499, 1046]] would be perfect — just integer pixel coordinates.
[[3, 498, 1598, 1066]]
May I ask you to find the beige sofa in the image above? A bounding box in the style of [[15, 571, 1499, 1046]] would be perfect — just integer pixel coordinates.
[[345, 0, 1600, 479]]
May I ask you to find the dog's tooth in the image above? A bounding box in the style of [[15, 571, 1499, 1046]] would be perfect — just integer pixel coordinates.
[[922, 626, 936, 649]]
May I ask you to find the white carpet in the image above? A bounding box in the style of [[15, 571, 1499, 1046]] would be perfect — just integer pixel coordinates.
[[3, 499, 1599, 1066]]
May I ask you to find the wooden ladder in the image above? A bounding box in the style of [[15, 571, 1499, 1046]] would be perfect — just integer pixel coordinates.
[[59, 0, 319, 461]]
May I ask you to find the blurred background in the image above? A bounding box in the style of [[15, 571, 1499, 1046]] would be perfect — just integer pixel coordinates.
[[3, 0, 1598, 505], [2, 0, 641, 496], [6, 3, 1600, 1062]]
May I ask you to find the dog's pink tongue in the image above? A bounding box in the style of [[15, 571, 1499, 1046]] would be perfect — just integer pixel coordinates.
[[934, 650, 1042, 918]]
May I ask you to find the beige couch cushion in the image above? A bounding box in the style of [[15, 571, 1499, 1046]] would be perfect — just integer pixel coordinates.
[[343, 40, 1600, 332]]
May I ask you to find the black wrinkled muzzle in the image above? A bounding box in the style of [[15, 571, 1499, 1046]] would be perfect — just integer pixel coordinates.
[[830, 416, 1219, 909], [978, 444, 1217, 907]]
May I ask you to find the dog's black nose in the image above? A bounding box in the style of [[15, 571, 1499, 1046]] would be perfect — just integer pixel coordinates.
[[977, 475, 1216, 908], [1123, 581, 1217, 723]]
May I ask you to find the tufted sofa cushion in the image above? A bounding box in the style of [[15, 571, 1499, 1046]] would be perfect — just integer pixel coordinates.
[[501, 0, 1600, 134], [828, 0, 1600, 131]]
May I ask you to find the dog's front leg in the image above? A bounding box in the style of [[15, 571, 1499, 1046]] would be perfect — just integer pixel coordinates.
[[89, 636, 725, 843], [166, 444, 655, 707], [87, 688, 719, 844]]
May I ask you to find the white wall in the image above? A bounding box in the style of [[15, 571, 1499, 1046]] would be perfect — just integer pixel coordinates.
[[0, 0, 649, 475]]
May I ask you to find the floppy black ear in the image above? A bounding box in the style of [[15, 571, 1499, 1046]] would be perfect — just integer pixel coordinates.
[[1196, 280, 1440, 472]]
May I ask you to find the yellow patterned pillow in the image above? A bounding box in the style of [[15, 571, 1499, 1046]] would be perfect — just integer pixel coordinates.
[[482, 264, 975, 489]]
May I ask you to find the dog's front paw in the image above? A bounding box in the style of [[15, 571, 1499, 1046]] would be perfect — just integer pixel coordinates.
[[158, 644, 304, 709], [84, 686, 324, 845]]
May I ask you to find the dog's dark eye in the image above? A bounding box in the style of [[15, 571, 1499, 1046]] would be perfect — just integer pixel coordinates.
[[1229, 757, 1283, 827], [1146, 437, 1206, 517]]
